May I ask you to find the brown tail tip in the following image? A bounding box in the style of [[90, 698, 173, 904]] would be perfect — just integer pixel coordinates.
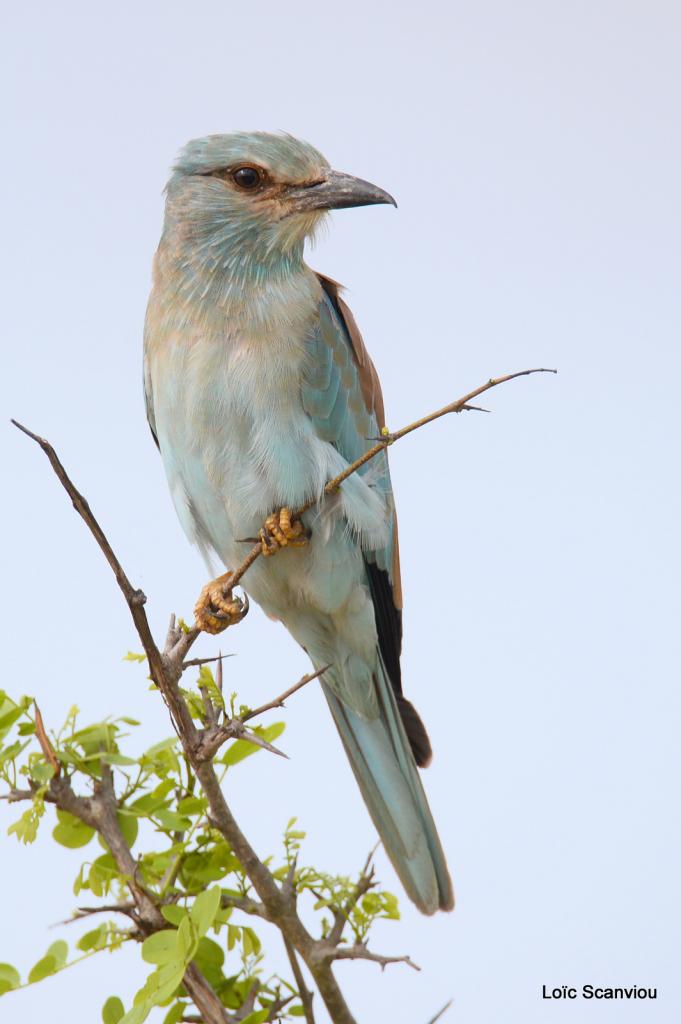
[[396, 694, 433, 767]]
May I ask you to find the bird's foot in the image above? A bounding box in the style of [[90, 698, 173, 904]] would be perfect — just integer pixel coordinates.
[[260, 507, 309, 557], [194, 572, 249, 635]]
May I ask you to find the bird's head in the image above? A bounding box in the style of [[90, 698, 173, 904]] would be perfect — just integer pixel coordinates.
[[163, 132, 395, 283]]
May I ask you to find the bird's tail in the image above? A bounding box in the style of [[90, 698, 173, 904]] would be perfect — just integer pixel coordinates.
[[321, 660, 454, 915]]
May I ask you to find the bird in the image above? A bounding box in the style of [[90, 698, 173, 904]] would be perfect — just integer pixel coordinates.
[[144, 132, 454, 914]]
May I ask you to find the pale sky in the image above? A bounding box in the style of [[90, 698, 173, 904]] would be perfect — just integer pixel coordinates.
[[2, 1, 680, 1022]]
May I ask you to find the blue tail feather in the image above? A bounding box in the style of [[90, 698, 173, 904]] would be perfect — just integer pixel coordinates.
[[321, 659, 454, 915]]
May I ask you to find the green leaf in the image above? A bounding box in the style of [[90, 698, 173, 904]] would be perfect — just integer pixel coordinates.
[[133, 961, 185, 1009], [47, 941, 68, 967], [0, 698, 25, 739], [194, 937, 224, 970], [102, 995, 125, 1024], [28, 955, 57, 984], [143, 738, 178, 758], [0, 740, 27, 765], [73, 863, 87, 896], [100, 753, 137, 766], [53, 809, 95, 849], [289, 1007, 306, 1017], [177, 796, 206, 816], [197, 666, 225, 710], [221, 722, 285, 766], [123, 652, 147, 663], [161, 905, 187, 927], [239, 1010, 269, 1024], [78, 925, 108, 952], [8, 801, 45, 844], [141, 930, 180, 966], [88, 853, 119, 897], [241, 926, 261, 957], [120, 1006, 150, 1024], [175, 917, 198, 963], [162, 1004, 186, 1024], [117, 812, 139, 849], [0, 963, 20, 996], [190, 885, 221, 937], [28, 759, 56, 784], [153, 809, 192, 832]]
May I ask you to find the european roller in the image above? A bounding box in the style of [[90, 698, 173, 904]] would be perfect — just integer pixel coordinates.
[[144, 132, 454, 914]]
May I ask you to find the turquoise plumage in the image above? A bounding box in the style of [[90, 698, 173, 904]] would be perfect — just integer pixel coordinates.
[[144, 132, 453, 914]]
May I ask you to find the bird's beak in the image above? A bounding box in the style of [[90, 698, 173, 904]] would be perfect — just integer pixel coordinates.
[[284, 169, 397, 214]]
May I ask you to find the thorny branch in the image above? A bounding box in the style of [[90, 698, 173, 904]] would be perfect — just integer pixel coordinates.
[[221, 367, 556, 595], [11, 367, 553, 1023], [424, 999, 454, 1024]]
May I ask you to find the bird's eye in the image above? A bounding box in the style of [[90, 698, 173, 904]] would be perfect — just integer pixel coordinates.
[[233, 167, 262, 190]]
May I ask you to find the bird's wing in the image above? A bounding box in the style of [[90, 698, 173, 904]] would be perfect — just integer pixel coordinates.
[[304, 273, 404, 693]]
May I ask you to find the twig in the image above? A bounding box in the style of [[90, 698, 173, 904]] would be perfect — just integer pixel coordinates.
[[11, 420, 202, 734], [329, 945, 420, 971], [55, 903, 138, 926], [183, 654, 233, 669], [242, 667, 328, 723], [284, 937, 316, 1024], [425, 999, 453, 1024], [225, 368, 555, 592], [192, 667, 328, 762]]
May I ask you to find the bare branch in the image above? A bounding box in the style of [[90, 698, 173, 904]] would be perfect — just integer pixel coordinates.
[[329, 944, 421, 972], [241, 667, 328, 723], [182, 653, 233, 670], [425, 999, 454, 1024], [284, 937, 316, 1024], [55, 903, 137, 926], [1, 787, 43, 803], [11, 420, 201, 742]]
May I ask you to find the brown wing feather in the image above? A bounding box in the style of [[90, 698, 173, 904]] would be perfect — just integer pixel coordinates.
[[316, 273, 402, 607]]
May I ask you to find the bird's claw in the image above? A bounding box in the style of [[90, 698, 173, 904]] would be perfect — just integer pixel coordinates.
[[260, 507, 309, 557], [194, 572, 249, 635]]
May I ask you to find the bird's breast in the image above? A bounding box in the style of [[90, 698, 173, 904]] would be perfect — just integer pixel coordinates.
[[145, 293, 334, 564]]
